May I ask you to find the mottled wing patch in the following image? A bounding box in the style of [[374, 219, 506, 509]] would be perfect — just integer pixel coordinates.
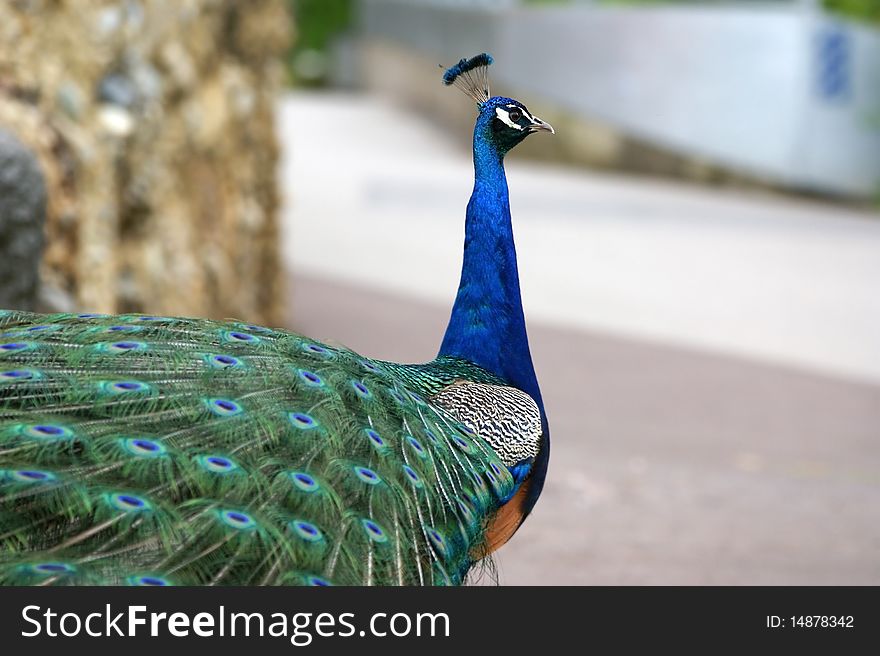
[[429, 381, 541, 467]]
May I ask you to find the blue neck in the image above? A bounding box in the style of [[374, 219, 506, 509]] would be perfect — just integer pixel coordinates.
[[439, 125, 541, 408]]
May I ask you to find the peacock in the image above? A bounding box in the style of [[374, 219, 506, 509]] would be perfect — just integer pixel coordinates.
[[0, 53, 554, 586]]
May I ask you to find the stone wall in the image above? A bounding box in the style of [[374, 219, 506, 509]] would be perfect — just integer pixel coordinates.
[[0, 0, 291, 324]]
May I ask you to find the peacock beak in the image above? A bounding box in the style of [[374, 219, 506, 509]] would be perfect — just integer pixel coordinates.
[[528, 116, 555, 135]]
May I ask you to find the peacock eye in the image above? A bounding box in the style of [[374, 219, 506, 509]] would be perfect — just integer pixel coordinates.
[[508, 109, 522, 122]]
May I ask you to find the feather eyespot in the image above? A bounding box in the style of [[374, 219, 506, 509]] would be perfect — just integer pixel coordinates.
[[365, 428, 385, 448], [11, 470, 56, 483], [132, 439, 159, 451], [307, 575, 332, 586], [389, 389, 408, 405], [121, 438, 166, 458], [128, 575, 171, 586], [453, 435, 473, 452], [297, 369, 324, 387], [403, 465, 422, 487], [222, 330, 260, 345], [108, 492, 152, 513], [23, 424, 74, 442], [208, 354, 243, 368], [113, 341, 139, 349], [427, 528, 449, 556], [351, 381, 372, 399], [198, 455, 239, 473], [301, 343, 331, 357], [361, 518, 388, 543], [29, 562, 75, 575], [242, 324, 272, 334], [406, 436, 426, 457], [106, 341, 146, 354], [354, 466, 381, 485], [207, 398, 243, 417], [105, 380, 151, 394], [218, 509, 257, 531], [289, 412, 318, 430], [33, 425, 63, 435], [290, 520, 323, 543], [0, 368, 39, 381], [0, 342, 32, 352], [289, 471, 319, 492]]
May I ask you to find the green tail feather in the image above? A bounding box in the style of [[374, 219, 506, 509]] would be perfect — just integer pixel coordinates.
[[0, 311, 514, 585]]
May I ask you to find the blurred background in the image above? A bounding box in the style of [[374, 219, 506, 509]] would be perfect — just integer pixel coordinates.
[[1, 0, 878, 584]]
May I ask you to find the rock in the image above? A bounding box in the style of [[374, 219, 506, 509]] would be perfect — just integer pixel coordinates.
[[0, 0, 291, 325], [57, 82, 86, 121], [97, 105, 135, 137], [97, 72, 138, 109], [0, 128, 46, 311]]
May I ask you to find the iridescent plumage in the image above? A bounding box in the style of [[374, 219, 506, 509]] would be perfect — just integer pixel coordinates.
[[0, 311, 516, 585], [0, 53, 555, 586]]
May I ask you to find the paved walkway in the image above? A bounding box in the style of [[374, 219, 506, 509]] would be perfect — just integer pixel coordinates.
[[279, 92, 880, 584]]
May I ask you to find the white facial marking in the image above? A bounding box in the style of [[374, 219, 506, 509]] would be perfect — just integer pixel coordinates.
[[495, 107, 524, 131], [506, 103, 535, 123]]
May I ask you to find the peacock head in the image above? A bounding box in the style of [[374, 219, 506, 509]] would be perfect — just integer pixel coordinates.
[[443, 53, 554, 155]]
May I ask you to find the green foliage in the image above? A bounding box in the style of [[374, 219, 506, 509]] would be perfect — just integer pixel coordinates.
[[824, 0, 880, 24], [566, 0, 880, 24], [286, 0, 354, 86]]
